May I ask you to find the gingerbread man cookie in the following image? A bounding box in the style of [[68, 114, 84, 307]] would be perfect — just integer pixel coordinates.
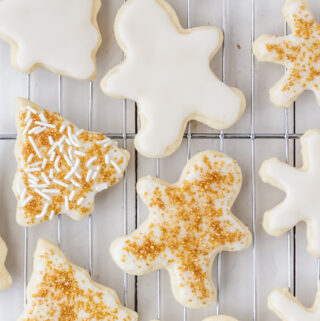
[[269, 287, 320, 321], [253, 0, 320, 107], [260, 129, 320, 257], [18, 238, 138, 321], [0, 0, 101, 80], [111, 151, 252, 308], [13, 98, 130, 227], [101, 0, 246, 158], [0, 236, 12, 290]]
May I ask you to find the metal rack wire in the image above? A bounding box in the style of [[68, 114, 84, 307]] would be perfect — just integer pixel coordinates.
[[11, 0, 303, 320]]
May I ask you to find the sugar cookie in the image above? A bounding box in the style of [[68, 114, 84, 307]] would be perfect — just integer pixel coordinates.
[[0, 0, 101, 80], [13, 98, 130, 227], [260, 129, 320, 257], [0, 236, 12, 290], [253, 0, 320, 107], [111, 150, 252, 308], [101, 0, 246, 158], [269, 287, 320, 321], [18, 238, 138, 321]]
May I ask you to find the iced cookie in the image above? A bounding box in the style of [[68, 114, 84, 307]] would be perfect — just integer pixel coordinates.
[[111, 151, 252, 308], [253, 0, 320, 107], [13, 98, 130, 227], [101, 0, 246, 158], [260, 129, 320, 257], [0, 0, 101, 80], [18, 238, 138, 321], [269, 287, 320, 321], [151, 317, 238, 321], [0, 236, 12, 290]]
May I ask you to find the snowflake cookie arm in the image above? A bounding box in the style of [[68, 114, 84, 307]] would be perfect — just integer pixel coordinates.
[[268, 288, 320, 321], [0, 236, 12, 290]]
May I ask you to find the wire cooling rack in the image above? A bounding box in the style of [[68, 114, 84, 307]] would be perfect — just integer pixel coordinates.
[[2, 0, 320, 320]]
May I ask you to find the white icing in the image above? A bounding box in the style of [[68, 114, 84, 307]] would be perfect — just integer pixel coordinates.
[[19, 239, 138, 321], [0, 236, 11, 290], [102, 0, 245, 157], [0, 0, 100, 79], [13, 99, 129, 227], [260, 129, 320, 257], [269, 288, 320, 321], [111, 151, 251, 308], [253, 0, 320, 107]]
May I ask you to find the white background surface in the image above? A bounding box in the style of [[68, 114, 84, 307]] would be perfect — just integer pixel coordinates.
[[0, 0, 320, 320]]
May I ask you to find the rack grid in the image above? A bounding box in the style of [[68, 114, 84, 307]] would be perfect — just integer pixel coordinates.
[[3, 0, 316, 320]]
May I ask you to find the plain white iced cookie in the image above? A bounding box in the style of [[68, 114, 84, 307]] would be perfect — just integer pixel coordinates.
[[13, 98, 130, 227], [101, 0, 246, 158], [253, 0, 320, 107], [0, 236, 12, 290], [0, 0, 101, 80], [18, 238, 138, 321], [111, 150, 252, 308], [260, 129, 320, 257], [269, 287, 320, 321]]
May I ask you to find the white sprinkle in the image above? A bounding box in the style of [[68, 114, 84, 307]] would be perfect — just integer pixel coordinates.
[[34, 189, 51, 201], [92, 170, 99, 180], [21, 195, 33, 207], [59, 144, 64, 154], [50, 151, 56, 162], [72, 134, 81, 146], [54, 155, 61, 172], [30, 184, 49, 189], [97, 138, 110, 145], [42, 159, 47, 169], [74, 150, 85, 157], [48, 136, 54, 145], [28, 173, 39, 182], [105, 154, 110, 165], [27, 153, 34, 163], [66, 138, 71, 146], [26, 106, 37, 114], [53, 178, 69, 188], [76, 129, 84, 136], [34, 127, 46, 135], [64, 158, 80, 180], [25, 110, 31, 122], [68, 126, 80, 147], [41, 172, 50, 184], [95, 183, 109, 192], [59, 124, 66, 133], [39, 113, 47, 123], [68, 147, 73, 161], [77, 197, 84, 206], [58, 135, 66, 146], [20, 188, 26, 201], [69, 190, 76, 201], [49, 169, 54, 179], [63, 154, 72, 167], [34, 121, 56, 128], [23, 119, 32, 136], [25, 167, 41, 172], [86, 169, 93, 183], [29, 179, 38, 185], [49, 210, 55, 220], [48, 143, 58, 155], [64, 196, 69, 210], [28, 136, 42, 159], [36, 203, 49, 219], [42, 189, 60, 194], [111, 160, 122, 174], [71, 179, 81, 188], [29, 161, 42, 167], [86, 156, 97, 167], [28, 126, 41, 135], [75, 172, 82, 179]]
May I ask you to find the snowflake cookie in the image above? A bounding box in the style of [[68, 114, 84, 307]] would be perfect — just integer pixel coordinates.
[[101, 0, 246, 158], [0, 0, 101, 80], [111, 150, 252, 308], [18, 238, 138, 321], [269, 287, 320, 321], [253, 0, 320, 107], [0, 236, 11, 290], [260, 129, 320, 257], [13, 98, 130, 227]]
